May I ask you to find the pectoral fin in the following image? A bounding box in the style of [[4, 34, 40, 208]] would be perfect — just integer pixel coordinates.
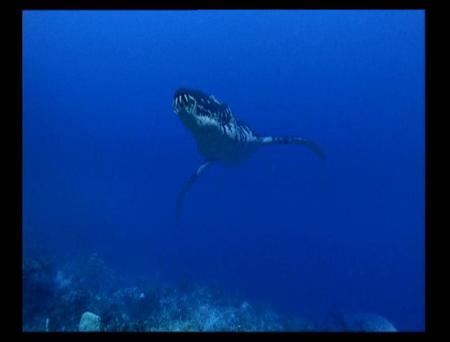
[[175, 159, 217, 219], [258, 135, 325, 160]]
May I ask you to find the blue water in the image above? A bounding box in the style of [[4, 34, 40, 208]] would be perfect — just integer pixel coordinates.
[[23, 10, 425, 331]]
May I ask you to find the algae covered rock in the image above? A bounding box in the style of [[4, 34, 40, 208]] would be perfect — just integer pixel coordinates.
[[79, 311, 101, 332], [343, 313, 397, 332]]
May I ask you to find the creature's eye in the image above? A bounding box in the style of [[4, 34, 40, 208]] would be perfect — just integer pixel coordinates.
[[209, 95, 221, 104]]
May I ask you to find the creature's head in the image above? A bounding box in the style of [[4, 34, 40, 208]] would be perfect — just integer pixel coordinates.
[[173, 88, 233, 128]]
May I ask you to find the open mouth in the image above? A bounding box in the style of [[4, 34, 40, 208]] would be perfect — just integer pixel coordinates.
[[173, 93, 196, 115]]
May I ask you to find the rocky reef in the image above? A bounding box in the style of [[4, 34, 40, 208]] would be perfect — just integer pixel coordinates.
[[22, 252, 397, 332], [22, 253, 292, 332]]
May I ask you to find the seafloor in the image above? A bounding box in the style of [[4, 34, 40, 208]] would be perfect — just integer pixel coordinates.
[[23, 250, 397, 332]]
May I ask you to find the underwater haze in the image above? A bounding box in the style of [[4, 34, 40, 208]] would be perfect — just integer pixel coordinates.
[[22, 10, 425, 332]]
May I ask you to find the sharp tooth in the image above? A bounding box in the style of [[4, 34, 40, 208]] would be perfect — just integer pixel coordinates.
[[184, 95, 188, 102]]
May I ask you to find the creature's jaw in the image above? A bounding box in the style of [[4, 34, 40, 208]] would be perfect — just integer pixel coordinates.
[[173, 93, 197, 117], [173, 88, 232, 126]]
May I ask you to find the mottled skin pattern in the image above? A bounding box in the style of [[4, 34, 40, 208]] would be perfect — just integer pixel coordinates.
[[173, 88, 325, 218]]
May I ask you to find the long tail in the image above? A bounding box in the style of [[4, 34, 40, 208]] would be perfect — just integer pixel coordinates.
[[258, 135, 325, 159], [175, 159, 217, 219]]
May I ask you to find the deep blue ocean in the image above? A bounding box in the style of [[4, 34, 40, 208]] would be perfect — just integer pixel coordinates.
[[23, 10, 425, 332]]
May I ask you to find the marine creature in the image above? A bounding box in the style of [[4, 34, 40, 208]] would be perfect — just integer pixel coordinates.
[[173, 88, 325, 218]]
